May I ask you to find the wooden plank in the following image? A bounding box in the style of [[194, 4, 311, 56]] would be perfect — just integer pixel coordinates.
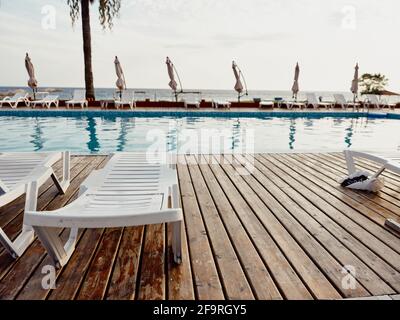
[[47, 228, 104, 300], [255, 154, 400, 292], [76, 227, 124, 300], [198, 155, 282, 300], [219, 154, 343, 299], [206, 155, 313, 300], [137, 224, 166, 300], [235, 154, 392, 296], [16, 229, 88, 300], [177, 157, 224, 300], [166, 184, 195, 300], [281, 154, 400, 250], [186, 155, 254, 300], [105, 227, 144, 300]]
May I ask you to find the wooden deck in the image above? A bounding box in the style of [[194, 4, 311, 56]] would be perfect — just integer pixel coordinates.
[[0, 153, 400, 300]]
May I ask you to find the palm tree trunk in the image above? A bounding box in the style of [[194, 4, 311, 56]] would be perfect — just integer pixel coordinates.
[[81, 0, 95, 100]]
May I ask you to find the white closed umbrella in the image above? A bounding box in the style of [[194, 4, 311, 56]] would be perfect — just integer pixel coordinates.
[[25, 53, 38, 99], [233, 61, 243, 93], [232, 61, 248, 102], [351, 63, 359, 102], [115, 56, 126, 98], [166, 57, 181, 101], [292, 62, 300, 101]]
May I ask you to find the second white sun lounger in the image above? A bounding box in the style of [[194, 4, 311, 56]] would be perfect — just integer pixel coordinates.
[[24, 152, 183, 268], [334, 94, 360, 109], [0, 91, 30, 109], [114, 90, 136, 109], [364, 94, 396, 110], [343, 150, 400, 233], [30, 95, 59, 109], [0, 152, 70, 258], [66, 90, 88, 109], [306, 93, 334, 109]]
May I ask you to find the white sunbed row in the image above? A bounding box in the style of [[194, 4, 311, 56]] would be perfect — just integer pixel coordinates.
[[0, 90, 89, 109], [270, 93, 397, 110], [0, 151, 183, 268]]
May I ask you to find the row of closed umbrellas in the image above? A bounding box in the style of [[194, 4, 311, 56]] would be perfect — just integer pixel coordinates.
[[24, 53, 360, 102]]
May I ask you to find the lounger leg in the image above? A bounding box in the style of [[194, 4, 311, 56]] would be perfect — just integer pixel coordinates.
[[34, 226, 69, 268], [51, 151, 71, 194], [170, 184, 182, 264], [171, 221, 182, 264], [0, 181, 38, 258]]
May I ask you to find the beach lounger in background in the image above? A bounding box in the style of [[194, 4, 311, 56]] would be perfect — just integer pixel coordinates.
[[66, 90, 88, 109], [286, 100, 306, 109], [213, 100, 231, 109], [0, 152, 70, 258], [333, 94, 360, 109], [259, 100, 275, 109], [0, 91, 30, 109], [342, 150, 400, 233], [24, 152, 183, 267], [306, 93, 334, 109], [364, 94, 396, 109], [114, 90, 136, 109], [183, 98, 201, 109], [30, 94, 59, 109]]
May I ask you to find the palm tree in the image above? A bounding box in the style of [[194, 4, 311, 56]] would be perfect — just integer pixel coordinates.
[[68, 0, 121, 100]]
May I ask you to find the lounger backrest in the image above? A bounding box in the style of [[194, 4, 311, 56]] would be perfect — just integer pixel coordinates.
[[121, 90, 134, 102], [306, 93, 318, 105], [11, 92, 27, 100], [366, 94, 379, 104], [44, 95, 59, 101], [334, 94, 346, 104], [73, 90, 86, 101]]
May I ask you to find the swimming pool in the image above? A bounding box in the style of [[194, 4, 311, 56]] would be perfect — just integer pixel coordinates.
[[0, 110, 399, 154]]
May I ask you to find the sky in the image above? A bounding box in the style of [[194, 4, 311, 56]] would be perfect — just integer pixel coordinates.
[[0, 0, 399, 91]]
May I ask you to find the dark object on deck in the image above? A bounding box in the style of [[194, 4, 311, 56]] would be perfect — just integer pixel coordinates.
[[341, 174, 369, 187]]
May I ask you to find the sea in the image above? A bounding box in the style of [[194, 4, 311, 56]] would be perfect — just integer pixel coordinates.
[[1, 86, 388, 103]]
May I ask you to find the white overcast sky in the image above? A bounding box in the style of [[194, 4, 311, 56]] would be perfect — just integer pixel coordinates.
[[0, 0, 399, 91]]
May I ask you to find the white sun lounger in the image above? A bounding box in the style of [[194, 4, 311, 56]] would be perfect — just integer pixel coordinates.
[[24, 152, 183, 268], [0, 91, 30, 109], [30, 95, 59, 109], [66, 90, 88, 109], [259, 100, 275, 109], [343, 150, 400, 233], [333, 94, 360, 109], [306, 93, 334, 109], [0, 152, 70, 258], [213, 100, 231, 109], [182, 98, 201, 109], [114, 90, 136, 109], [286, 100, 307, 109], [364, 94, 396, 110]]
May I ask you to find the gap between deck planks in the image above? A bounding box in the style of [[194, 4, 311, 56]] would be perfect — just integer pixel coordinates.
[[0, 153, 399, 300]]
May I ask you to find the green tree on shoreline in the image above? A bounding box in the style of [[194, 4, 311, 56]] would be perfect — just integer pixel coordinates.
[[359, 73, 388, 95], [68, 0, 121, 100]]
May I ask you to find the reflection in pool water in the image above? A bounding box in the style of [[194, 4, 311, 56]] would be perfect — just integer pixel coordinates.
[[0, 114, 399, 154]]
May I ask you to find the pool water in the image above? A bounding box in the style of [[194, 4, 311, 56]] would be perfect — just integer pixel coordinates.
[[0, 111, 399, 154]]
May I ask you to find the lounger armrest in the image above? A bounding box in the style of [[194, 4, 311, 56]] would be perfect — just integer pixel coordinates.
[[26, 166, 54, 186]]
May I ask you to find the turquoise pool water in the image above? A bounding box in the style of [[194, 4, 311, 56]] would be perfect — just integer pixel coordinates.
[[0, 111, 399, 154]]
